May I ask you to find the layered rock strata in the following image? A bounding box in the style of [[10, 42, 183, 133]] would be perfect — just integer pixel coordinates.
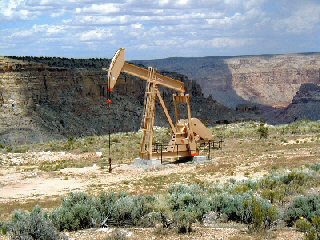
[[136, 53, 320, 108], [0, 57, 239, 144]]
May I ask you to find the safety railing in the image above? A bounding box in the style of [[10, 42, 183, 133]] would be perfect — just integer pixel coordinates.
[[152, 138, 224, 163]]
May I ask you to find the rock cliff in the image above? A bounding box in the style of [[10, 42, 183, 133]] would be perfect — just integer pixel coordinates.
[[272, 83, 320, 123], [0, 57, 241, 144], [136, 53, 320, 109]]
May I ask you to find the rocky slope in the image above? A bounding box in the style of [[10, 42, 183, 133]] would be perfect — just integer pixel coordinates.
[[0, 57, 244, 145], [136, 53, 320, 109], [271, 83, 320, 123]]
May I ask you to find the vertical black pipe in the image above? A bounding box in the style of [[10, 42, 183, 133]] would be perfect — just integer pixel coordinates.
[[107, 74, 112, 173], [176, 144, 179, 157], [160, 144, 163, 164]]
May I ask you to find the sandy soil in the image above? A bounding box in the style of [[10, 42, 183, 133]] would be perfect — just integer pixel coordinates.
[[1, 136, 319, 202]]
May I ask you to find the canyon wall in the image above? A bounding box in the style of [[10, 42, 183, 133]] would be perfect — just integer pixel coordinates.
[[3, 52, 320, 144], [0, 57, 237, 144], [136, 53, 320, 108]]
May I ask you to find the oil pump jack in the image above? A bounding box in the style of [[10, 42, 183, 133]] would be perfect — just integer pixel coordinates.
[[107, 48, 213, 161]]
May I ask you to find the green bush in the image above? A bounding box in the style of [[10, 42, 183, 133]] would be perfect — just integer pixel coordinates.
[[258, 171, 313, 204], [51, 191, 156, 231], [309, 164, 320, 172], [250, 196, 278, 231], [8, 206, 66, 240], [259, 176, 286, 204], [0, 221, 7, 235], [285, 194, 320, 226], [312, 216, 320, 233], [111, 194, 155, 226], [281, 171, 310, 185], [295, 218, 313, 232], [209, 193, 278, 230], [232, 180, 257, 194], [295, 216, 320, 240], [51, 192, 101, 231], [65, 137, 75, 150], [97, 192, 118, 223], [257, 123, 268, 139], [305, 228, 318, 240], [168, 184, 209, 233]]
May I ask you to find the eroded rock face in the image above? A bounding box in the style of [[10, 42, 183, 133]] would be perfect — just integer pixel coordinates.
[[0, 57, 239, 144], [291, 83, 320, 104], [136, 53, 320, 108], [274, 83, 320, 123]]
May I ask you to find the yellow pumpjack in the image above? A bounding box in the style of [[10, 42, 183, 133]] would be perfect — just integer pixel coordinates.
[[107, 48, 214, 161]]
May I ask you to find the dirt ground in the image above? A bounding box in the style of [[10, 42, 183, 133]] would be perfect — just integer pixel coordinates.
[[0, 132, 319, 239], [65, 226, 304, 240]]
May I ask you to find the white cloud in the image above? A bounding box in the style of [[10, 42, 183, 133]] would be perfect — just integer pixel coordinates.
[[75, 3, 120, 14], [10, 30, 33, 37], [131, 23, 143, 29], [1, 0, 27, 19], [50, 9, 66, 17], [79, 28, 112, 41], [32, 24, 66, 35], [177, 0, 190, 6]]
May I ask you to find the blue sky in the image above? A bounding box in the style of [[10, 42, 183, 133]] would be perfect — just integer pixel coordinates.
[[0, 0, 320, 59]]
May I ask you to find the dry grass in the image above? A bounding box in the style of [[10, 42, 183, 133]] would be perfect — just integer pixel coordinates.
[[0, 196, 61, 220]]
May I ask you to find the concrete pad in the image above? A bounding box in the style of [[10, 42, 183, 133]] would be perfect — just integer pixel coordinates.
[[192, 155, 209, 163], [132, 158, 162, 169]]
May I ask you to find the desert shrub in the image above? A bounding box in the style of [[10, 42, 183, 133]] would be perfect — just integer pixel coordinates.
[[233, 184, 251, 193], [295, 218, 313, 232], [7, 206, 66, 240], [280, 120, 320, 135], [285, 194, 320, 226], [257, 123, 268, 139], [232, 180, 257, 194], [258, 171, 313, 204], [295, 216, 320, 240], [168, 184, 209, 233], [309, 163, 320, 172], [0, 221, 7, 235], [209, 193, 278, 230], [312, 216, 320, 233], [111, 194, 155, 226], [260, 187, 286, 204], [250, 196, 278, 231], [209, 193, 247, 222], [51, 192, 101, 231], [305, 229, 318, 240], [259, 176, 286, 204], [281, 171, 310, 185], [64, 137, 75, 150], [259, 175, 281, 189], [51, 191, 156, 230], [97, 192, 118, 223], [152, 195, 174, 228]]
